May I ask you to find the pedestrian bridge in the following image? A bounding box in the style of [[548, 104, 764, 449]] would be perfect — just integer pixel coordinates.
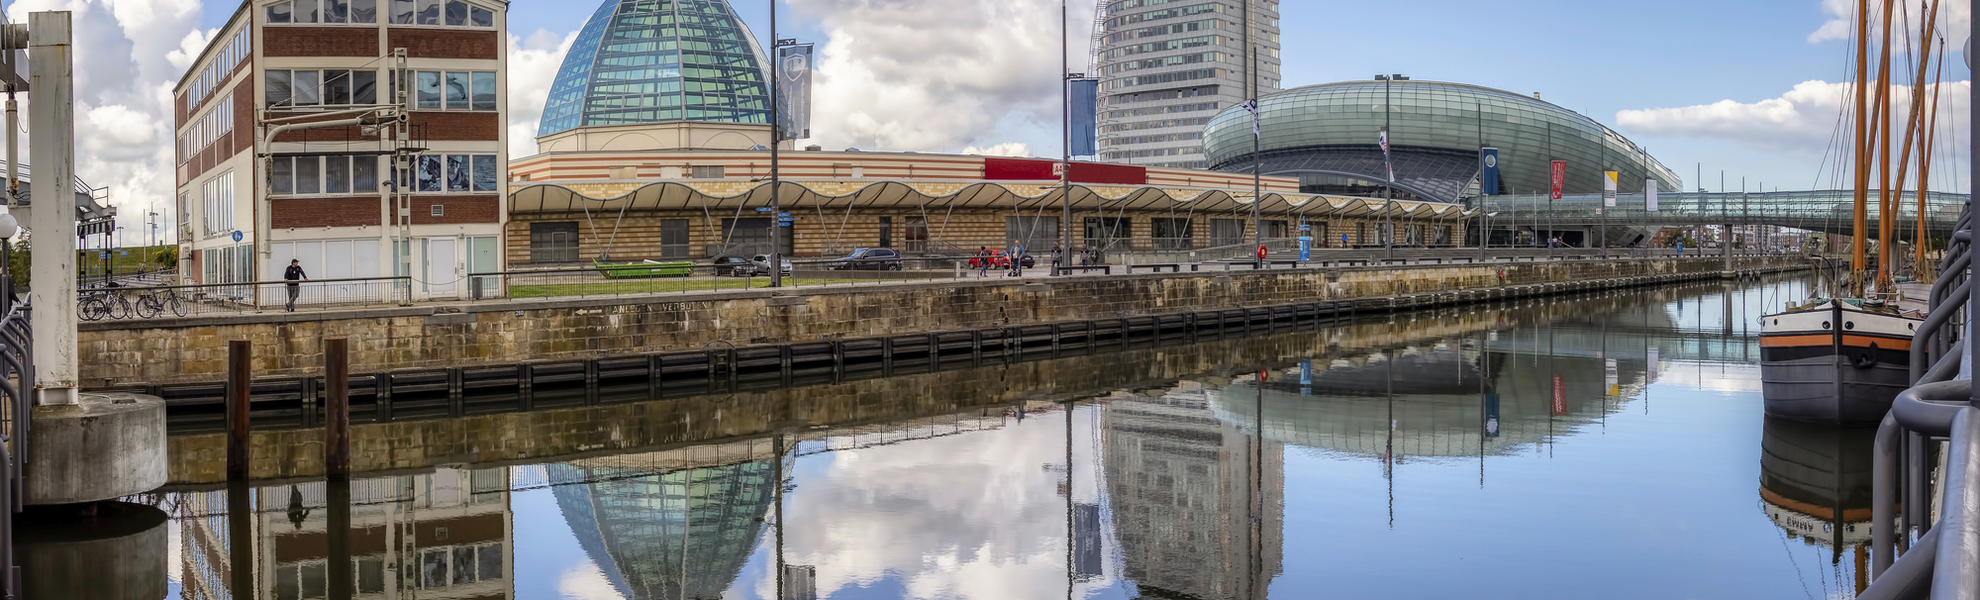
[[1475, 189, 1967, 238]]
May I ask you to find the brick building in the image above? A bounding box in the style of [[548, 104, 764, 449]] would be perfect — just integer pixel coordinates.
[[173, 0, 508, 300]]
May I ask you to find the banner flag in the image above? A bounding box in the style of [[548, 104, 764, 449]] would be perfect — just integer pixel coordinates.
[[1552, 374, 1567, 416], [1070, 79, 1099, 156], [774, 44, 814, 141], [1645, 179, 1659, 212], [1479, 147, 1499, 196], [1549, 160, 1566, 200], [1603, 171, 1618, 207], [1379, 130, 1395, 182]]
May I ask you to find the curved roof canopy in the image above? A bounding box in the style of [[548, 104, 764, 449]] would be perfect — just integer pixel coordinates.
[[1202, 80, 1684, 202], [538, 0, 773, 138], [509, 179, 1480, 221]]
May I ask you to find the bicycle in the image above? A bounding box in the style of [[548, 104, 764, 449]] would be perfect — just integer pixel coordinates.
[[135, 288, 186, 319]]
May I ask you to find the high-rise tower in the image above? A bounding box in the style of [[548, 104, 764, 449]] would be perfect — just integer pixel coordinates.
[[1093, 0, 1280, 168]]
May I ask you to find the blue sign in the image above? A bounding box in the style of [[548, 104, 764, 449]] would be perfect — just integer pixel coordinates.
[[231, 230, 243, 242], [754, 207, 774, 212], [1297, 224, 1311, 231], [777, 222, 792, 226], [1480, 147, 1500, 196], [1297, 236, 1312, 261], [776, 212, 791, 217], [99, 251, 109, 259], [119, 251, 127, 257]]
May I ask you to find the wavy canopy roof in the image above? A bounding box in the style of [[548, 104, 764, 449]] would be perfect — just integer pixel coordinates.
[[538, 0, 773, 138], [508, 179, 1480, 221]]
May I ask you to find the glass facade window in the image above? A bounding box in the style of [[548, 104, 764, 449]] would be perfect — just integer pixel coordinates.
[[538, 0, 773, 138]]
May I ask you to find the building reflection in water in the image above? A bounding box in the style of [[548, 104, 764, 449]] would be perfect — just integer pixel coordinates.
[[1102, 382, 1282, 600], [547, 439, 789, 600], [177, 468, 513, 599], [1758, 417, 1875, 596]]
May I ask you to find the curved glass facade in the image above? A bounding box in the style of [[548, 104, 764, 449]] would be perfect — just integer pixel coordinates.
[[1202, 80, 1684, 202], [537, 0, 773, 138]]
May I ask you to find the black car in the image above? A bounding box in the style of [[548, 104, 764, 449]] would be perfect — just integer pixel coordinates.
[[711, 256, 756, 276], [827, 247, 903, 270]]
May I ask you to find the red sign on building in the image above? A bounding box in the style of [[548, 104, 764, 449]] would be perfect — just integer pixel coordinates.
[[1549, 160, 1566, 200]]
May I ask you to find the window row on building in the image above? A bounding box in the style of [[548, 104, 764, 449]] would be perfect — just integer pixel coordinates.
[[1102, 146, 1203, 160], [186, 27, 250, 110], [1108, 2, 1224, 28], [1107, 0, 1195, 14], [1105, 132, 1202, 145], [201, 171, 236, 237], [1105, 17, 1220, 43], [1104, 51, 1223, 75], [1104, 67, 1222, 91], [178, 96, 235, 164], [1103, 101, 1221, 119], [265, 0, 495, 28]]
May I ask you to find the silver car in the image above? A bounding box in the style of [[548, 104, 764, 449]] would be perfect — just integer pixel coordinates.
[[750, 254, 793, 276]]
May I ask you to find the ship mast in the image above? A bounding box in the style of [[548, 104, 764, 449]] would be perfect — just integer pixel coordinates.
[[1917, 36, 1946, 276], [1872, 0, 1895, 295], [1888, 0, 1941, 290], [1850, 0, 1872, 297]]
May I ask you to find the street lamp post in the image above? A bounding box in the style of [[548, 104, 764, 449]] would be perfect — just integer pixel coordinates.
[[1376, 74, 1407, 261], [767, 2, 795, 288]]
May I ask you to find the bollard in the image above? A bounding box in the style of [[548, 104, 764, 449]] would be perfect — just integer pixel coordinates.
[[326, 477, 353, 600], [226, 340, 251, 481], [324, 337, 350, 480]]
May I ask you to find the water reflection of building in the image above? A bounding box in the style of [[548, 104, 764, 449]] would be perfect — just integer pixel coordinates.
[[1208, 342, 1648, 461], [177, 468, 514, 599], [550, 440, 789, 600], [1103, 383, 1282, 599]]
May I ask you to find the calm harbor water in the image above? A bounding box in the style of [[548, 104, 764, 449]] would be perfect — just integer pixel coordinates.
[[82, 276, 1868, 599]]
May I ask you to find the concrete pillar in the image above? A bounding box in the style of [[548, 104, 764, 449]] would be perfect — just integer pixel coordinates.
[[27, 392, 164, 504], [27, 12, 76, 406]]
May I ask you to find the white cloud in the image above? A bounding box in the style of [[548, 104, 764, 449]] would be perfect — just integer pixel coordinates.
[[959, 142, 1031, 157], [1615, 79, 1970, 157], [785, 0, 1094, 154], [1809, 0, 1969, 45], [507, 28, 577, 159], [5, 0, 201, 244]]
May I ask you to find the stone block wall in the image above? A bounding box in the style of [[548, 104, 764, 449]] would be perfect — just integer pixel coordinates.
[[84, 256, 1798, 386]]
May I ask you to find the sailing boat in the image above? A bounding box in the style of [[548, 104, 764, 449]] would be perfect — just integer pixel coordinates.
[[1760, 0, 1933, 425]]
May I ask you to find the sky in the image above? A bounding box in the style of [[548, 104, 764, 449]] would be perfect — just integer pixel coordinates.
[[9, 0, 1973, 241]]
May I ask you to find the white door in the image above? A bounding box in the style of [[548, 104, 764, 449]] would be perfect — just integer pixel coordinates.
[[427, 237, 457, 296]]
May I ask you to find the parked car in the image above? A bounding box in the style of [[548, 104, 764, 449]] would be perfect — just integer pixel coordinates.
[[968, 249, 1035, 269], [827, 247, 904, 270], [712, 256, 756, 276], [749, 254, 793, 276]]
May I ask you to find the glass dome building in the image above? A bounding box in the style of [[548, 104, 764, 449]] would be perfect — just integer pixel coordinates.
[[1201, 80, 1683, 203], [537, 0, 773, 138]]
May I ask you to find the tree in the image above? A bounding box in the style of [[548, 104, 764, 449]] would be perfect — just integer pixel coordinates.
[[153, 245, 177, 267]]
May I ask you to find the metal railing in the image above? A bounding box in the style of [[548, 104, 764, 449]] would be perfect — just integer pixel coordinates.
[[76, 276, 412, 320], [0, 299, 30, 600], [1862, 197, 1980, 597]]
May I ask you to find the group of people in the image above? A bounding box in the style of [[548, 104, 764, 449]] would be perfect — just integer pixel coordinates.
[[970, 243, 1103, 277]]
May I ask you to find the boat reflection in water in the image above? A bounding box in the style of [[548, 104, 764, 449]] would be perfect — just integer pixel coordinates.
[[1758, 417, 1876, 595]]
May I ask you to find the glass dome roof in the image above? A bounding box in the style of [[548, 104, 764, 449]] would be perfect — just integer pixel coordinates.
[[537, 0, 773, 138]]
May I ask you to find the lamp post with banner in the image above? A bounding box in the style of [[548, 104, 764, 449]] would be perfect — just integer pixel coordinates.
[[1549, 160, 1565, 258]]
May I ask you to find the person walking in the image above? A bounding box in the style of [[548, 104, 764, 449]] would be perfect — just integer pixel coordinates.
[[1009, 241, 1025, 277], [1051, 243, 1063, 271], [283, 258, 309, 312], [975, 247, 990, 277]]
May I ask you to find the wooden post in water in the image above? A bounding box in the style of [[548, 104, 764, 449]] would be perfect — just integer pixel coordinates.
[[324, 337, 350, 479], [226, 339, 251, 481]]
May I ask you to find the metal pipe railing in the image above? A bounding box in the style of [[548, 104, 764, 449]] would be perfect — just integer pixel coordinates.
[[1934, 408, 1980, 599]]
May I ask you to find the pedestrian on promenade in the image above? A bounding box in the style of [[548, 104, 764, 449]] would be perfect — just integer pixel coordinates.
[[976, 247, 990, 277], [1051, 243, 1063, 270], [284, 258, 309, 312], [1010, 241, 1025, 276]]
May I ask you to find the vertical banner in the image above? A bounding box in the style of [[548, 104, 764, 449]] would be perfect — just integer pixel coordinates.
[[1605, 358, 1620, 396], [1069, 79, 1099, 156], [1551, 374, 1567, 416], [774, 44, 814, 141], [1645, 179, 1659, 212], [1379, 131, 1395, 182], [1549, 160, 1566, 200], [1483, 392, 1501, 437], [1479, 147, 1499, 196], [1603, 171, 1618, 207], [1647, 346, 1660, 381], [1299, 360, 1312, 396]]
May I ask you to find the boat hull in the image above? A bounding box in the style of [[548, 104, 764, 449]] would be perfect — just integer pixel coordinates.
[[1759, 301, 1918, 425]]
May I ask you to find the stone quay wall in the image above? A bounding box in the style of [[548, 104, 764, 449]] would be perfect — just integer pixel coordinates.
[[83, 256, 1801, 386]]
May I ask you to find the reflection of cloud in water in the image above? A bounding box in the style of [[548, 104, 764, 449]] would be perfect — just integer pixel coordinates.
[[1652, 361, 1763, 393], [558, 563, 628, 600], [780, 411, 1087, 600]]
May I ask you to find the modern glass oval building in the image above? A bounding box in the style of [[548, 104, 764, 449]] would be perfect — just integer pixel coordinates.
[[537, 0, 772, 138], [1201, 80, 1683, 203]]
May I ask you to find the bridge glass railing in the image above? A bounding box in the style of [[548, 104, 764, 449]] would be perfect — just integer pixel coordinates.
[[1476, 190, 1966, 234]]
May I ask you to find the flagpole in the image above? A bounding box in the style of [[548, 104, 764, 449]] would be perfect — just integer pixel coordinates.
[[1251, 48, 1262, 268]]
